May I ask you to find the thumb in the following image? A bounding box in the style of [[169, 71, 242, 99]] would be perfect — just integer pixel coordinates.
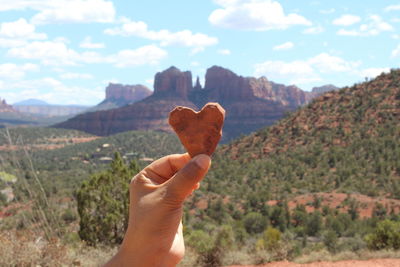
[[164, 154, 211, 203]]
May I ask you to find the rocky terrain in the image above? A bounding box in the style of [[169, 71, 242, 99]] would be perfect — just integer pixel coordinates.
[[311, 84, 339, 94], [90, 83, 152, 111], [0, 98, 16, 113], [56, 67, 196, 136], [56, 66, 322, 141]]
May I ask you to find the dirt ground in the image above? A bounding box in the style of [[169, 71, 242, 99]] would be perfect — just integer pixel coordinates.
[[228, 258, 400, 267]]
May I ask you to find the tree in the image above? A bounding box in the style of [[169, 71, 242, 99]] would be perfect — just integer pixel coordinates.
[[76, 152, 140, 246], [306, 211, 322, 236], [323, 230, 338, 253], [365, 220, 400, 250], [243, 212, 267, 234]]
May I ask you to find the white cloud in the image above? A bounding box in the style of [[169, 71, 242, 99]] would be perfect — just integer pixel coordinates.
[[218, 49, 231, 55], [385, 5, 400, 12], [392, 44, 400, 57], [7, 40, 167, 67], [0, 63, 39, 80], [358, 68, 389, 79], [0, 78, 104, 105], [190, 61, 200, 67], [254, 53, 360, 85], [337, 15, 393, 36], [0, 38, 26, 48], [303, 25, 324, 34], [104, 20, 218, 52], [308, 53, 360, 73], [332, 14, 361, 26], [255, 60, 318, 85], [0, 0, 115, 24], [320, 8, 335, 14], [7, 40, 80, 66], [80, 36, 105, 49], [145, 79, 154, 86], [209, 0, 311, 31], [60, 72, 94, 80], [0, 18, 47, 39], [273, 41, 294, 51], [111, 45, 167, 68]]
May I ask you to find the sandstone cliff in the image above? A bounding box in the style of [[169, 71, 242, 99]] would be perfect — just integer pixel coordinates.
[[92, 83, 152, 111], [0, 98, 15, 113], [312, 84, 339, 95], [56, 66, 324, 142], [56, 67, 196, 136]]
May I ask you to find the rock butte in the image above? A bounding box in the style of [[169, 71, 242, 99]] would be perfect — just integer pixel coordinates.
[[55, 66, 334, 142]]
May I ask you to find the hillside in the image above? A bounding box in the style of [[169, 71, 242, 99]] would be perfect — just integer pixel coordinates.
[[205, 69, 399, 202], [0, 128, 183, 196]]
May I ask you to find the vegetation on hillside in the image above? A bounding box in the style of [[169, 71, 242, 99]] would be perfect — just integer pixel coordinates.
[[1, 70, 400, 265]]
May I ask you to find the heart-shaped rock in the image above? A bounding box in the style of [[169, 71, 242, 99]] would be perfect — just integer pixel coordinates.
[[169, 102, 225, 157]]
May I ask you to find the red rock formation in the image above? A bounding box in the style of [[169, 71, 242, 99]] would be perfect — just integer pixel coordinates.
[[105, 83, 151, 102], [154, 66, 192, 99], [56, 66, 322, 142], [57, 67, 196, 136], [203, 66, 313, 106], [0, 98, 16, 113]]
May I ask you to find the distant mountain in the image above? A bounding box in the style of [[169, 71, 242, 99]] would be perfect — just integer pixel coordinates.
[[311, 84, 339, 95], [14, 105, 89, 117], [55, 66, 319, 141], [88, 83, 152, 112], [14, 99, 50, 106], [0, 98, 16, 113]]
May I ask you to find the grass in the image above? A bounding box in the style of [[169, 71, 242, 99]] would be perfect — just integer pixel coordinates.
[[295, 249, 400, 264]]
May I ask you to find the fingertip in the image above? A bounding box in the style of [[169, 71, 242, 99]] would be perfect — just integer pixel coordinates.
[[192, 154, 211, 171]]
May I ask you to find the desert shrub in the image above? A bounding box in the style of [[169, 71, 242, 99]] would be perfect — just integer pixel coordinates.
[[365, 219, 400, 250], [189, 225, 235, 267], [243, 212, 266, 234], [76, 152, 139, 246], [61, 208, 77, 224], [257, 227, 282, 251], [323, 230, 338, 253]]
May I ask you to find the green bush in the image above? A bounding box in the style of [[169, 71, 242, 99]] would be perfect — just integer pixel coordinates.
[[243, 212, 266, 234], [256, 227, 282, 251], [365, 220, 400, 250], [76, 152, 139, 246]]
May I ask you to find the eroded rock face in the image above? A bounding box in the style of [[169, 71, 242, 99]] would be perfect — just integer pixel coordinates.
[[201, 66, 313, 107], [312, 84, 339, 95], [56, 66, 322, 142], [0, 98, 16, 113], [105, 83, 152, 102], [154, 66, 193, 99]]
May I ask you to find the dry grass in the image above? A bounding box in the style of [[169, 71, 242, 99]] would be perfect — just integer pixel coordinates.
[[295, 249, 400, 264], [0, 230, 116, 266]]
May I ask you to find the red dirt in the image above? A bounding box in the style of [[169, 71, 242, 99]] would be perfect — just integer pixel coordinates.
[[267, 192, 400, 218], [228, 258, 400, 267]]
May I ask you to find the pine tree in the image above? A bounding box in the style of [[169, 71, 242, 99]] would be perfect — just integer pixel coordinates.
[[77, 152, 140, 246]]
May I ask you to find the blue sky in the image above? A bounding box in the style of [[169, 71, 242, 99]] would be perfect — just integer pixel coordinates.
[[0, 0, 399, 105]]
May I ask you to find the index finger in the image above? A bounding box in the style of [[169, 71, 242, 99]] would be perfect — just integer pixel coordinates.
[[141, 153, 191, 184]]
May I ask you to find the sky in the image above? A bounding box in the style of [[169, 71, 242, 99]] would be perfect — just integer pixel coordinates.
[[0, 0, 399, 106]]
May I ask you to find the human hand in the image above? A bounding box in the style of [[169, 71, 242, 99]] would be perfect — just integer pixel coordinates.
[[105, 153, 211, 267]]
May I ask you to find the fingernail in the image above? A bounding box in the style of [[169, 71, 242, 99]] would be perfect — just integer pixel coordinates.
[[193, 154, 211, 170]]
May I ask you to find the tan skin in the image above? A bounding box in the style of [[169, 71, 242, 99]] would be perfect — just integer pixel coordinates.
[[104, 153, 211, 267]]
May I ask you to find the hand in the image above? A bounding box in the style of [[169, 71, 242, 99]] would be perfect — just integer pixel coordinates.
[[105, 153, 211, 267]]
